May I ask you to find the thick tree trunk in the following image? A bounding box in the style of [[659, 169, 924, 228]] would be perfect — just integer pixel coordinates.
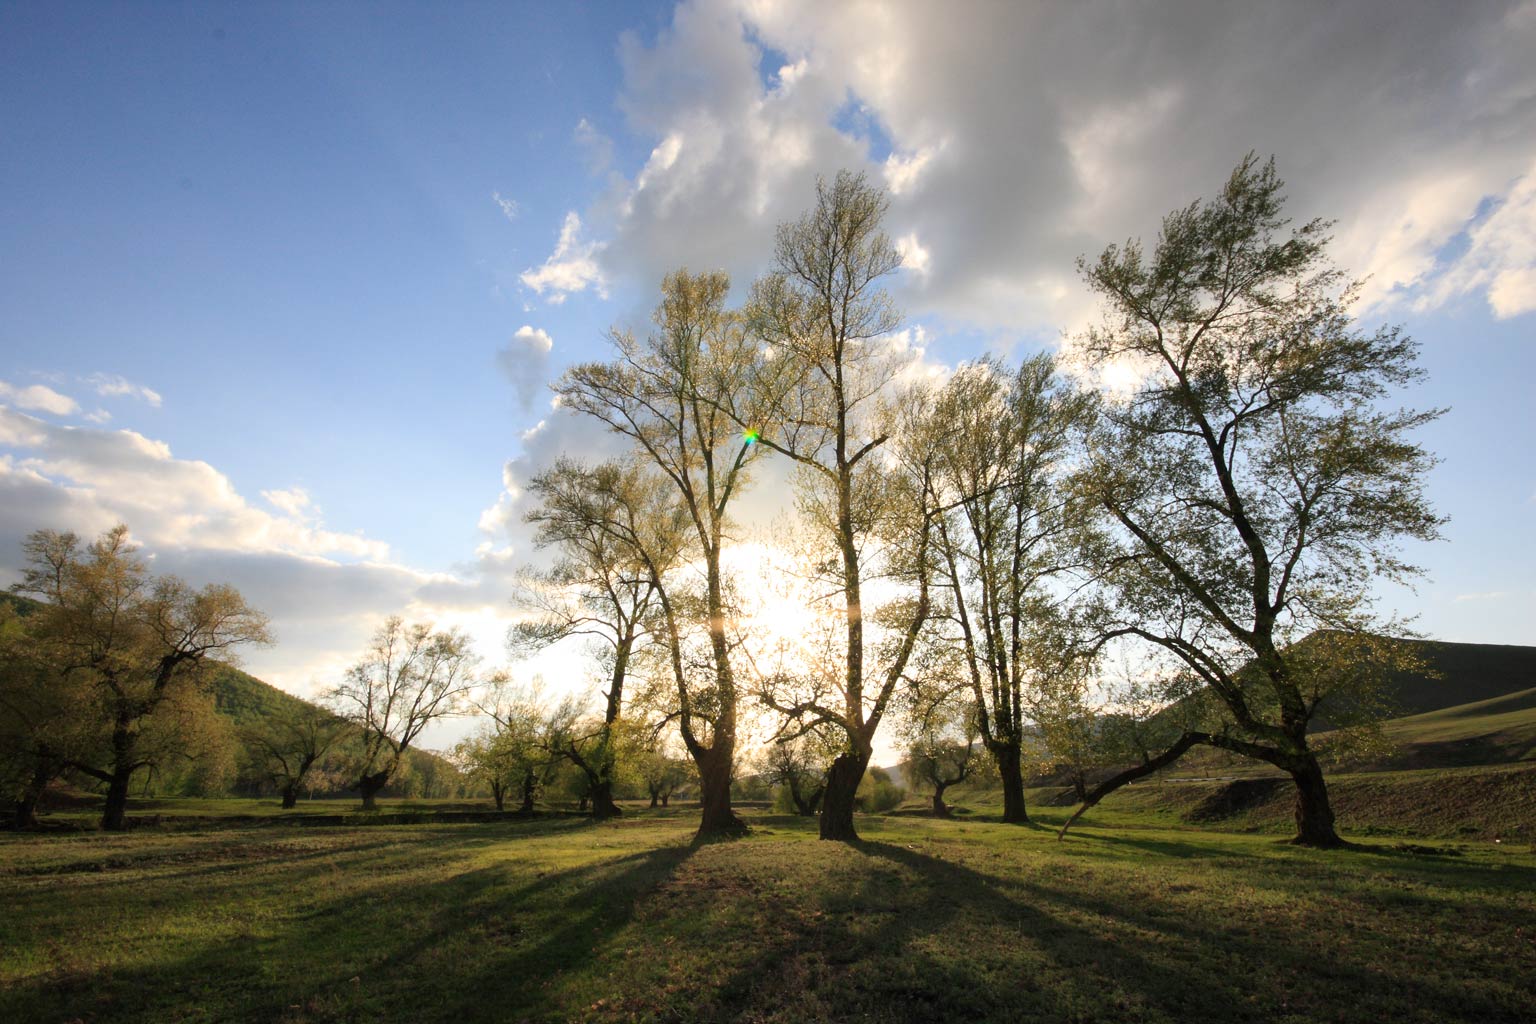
[[358, 771, 388, 812], [994, 742, 1030, 824], [102, 770, 132, 831], [660, 791, 670, 807], [280, 784, 299, 810], [491, 781, 505, 812], [695, 747, 746, 837], [819, 752, 868, 841], [1289, 753, 1343, 848], [648, 785, 660, 808], [590, 778, 622, 819], [931, 781, 951, 818]]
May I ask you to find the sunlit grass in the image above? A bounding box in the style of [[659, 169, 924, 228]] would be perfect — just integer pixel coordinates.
[[3, 800, 1533, 1023]]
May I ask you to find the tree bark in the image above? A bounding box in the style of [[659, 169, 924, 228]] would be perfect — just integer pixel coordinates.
[[102, 769, 132, 831], [1289, 753, 1343, 848], [993, 742, 1030, 824], [358, 770, 389, 812], [491, 780, 505, 812], [660, 791, 669, 807], [280, 784, 299, 810], [931, 782, 951, 818], [819, 752, 868, 841], [590, 778, 622, 819], [648, 786, 659, 808], [695, 747, 746, 837]]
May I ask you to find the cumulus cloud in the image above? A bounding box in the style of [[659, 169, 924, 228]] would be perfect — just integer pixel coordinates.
[[0, 380, 80, 416], [0, 409, 529, 703], [520, 212, 608, 303], [578, 0, 1536, 337], [496, 325, 555, 408], [86, 373, 163, 407], [0, 407, 387, 562]]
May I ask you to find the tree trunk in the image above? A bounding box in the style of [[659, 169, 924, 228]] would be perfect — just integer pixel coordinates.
[[660, 791, 670, 807], [648, 785, 660, 808], [994, 742, 1029, 824], [491, 780, 505, 812], [280, 784, 299, 810], [819, 752, 867, 841], [931, 781, 950, 818], [590, 778, 622, 819], [12, 757, 53, 829], [358, 771, 388, 812], [519, 769, 536, 814], [102, 769, 132, 831], [695, 747, 746, 837], [1289, 753, 1343, 848]]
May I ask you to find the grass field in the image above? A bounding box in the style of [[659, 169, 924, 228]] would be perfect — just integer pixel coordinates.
[[4, 796, 1534, 1024]]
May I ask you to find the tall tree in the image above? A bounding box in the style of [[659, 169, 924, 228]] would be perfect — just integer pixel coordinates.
[[1071, 155, 1444, 847], [517, 458, 661, 818], [737, 171, 935, 840], [12, 526, 270, 830], [924, 354, 1096, 823], [558, 271, 771, 837], [330, 617, 477, 811]]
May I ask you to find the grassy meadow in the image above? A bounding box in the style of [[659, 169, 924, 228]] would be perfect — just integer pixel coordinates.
[[4, 789, 1534, 1024]]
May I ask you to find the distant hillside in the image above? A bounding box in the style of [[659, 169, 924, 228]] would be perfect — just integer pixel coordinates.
[[1343, 638, 1536, 719], [205, 662, 333, 728], [4, 589, 462, 797]]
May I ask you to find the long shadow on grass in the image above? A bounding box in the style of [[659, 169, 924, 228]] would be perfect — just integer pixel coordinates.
[[1, 816, 690, 1024], [695, 837, 1533, 1024]]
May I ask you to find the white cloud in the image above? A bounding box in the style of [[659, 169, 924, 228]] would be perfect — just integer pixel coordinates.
[[519, 212, 608, 304], [261, 486, 315, 520], [581, 0, 1536, 337], [496, 325, 555, 408], [883, 145, 940, 196], [86, 373, 163, 407], [0, 407, 385, 562], [1408, 161, 1536, 319], [492, 190, 520, 222], [84, 408, 111, 424], [896, 232, 931, 277], [0, 380, 80, 416]]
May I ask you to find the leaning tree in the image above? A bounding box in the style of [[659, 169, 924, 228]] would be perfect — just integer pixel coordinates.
[[1070, 155, 1443, 847]]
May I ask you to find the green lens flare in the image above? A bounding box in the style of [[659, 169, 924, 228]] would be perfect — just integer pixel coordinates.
[[743, 429, 760, 444]]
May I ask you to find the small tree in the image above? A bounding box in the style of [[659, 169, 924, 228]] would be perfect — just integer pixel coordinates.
[[12, 526, 270, 830], [759, 731, 837, 816], [907, 721, 979, 818], [244, 703, 350, 809], [1071, 155, 1444, 847], [330, 617, 477, 811]]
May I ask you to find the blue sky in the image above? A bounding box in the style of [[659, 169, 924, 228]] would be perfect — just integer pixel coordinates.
[[2, 0, 1533, 714]]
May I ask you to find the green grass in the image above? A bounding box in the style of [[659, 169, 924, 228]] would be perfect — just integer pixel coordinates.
[[3, 801, 1534, 1024]]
